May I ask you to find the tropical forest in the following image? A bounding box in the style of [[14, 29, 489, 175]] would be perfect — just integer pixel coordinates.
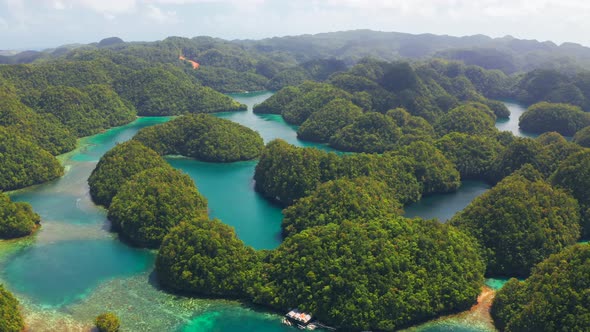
[[0, 2, 589, 331]]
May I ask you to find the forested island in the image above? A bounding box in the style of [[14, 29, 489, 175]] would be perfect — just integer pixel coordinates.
[[133, 114, 264, 162], [1, 30, 590, 331]]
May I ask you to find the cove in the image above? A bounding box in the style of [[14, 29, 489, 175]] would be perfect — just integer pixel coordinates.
[[166, 158, 284, 250], [495, 101, 537, 138], [166, 91, 338, 250], [0, 92, 522, 331], [404, 180, 491, 222]]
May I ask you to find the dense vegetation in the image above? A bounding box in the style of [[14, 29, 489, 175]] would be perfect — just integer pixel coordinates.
[[134, 114, 264, 162], [491, 244, 590, 331], [329, 112, 402, 153], [0, 85, 76, 155], [0, 127, 64, 191], [0, 285, 24, 332], [451, 166, 581, 277], [436, 132, 502, 179], [95, 312, 121, 332], [0, 192, 41, 239], [108, 167, 208, 248], [519, 102, 590, 136], [251, 217, 484, 331], [88, 141, 169, 207], [551, 150, 590, 237], [279, 82, 352, 125], [156, 218, 259, 297], [395, 141, 461, 195], [514, 69, 590, 109], [9, 30, 590, 89], [487, 137, 551, 184], [239, 30, 590, 74], [573, 125, 590, 147], [281, 177, 403, 237], [255, 139, 462, 206], [254, 59, 509, 142], [115, 66, 245, 115], [6, 31, 590, 331], [157, 214, 484, 331], [435, 103, 497, 136], [537, 131, 584, 171], [297, 98, 362, 142], [0, 40, 254, 192], [32, 84, 136, 137]]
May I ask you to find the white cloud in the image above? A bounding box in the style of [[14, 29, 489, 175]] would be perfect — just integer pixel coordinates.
[[4, 0, 590, 48], [52, 0, 65, 10], [37, 0, 138, 14], [145, 4, 178, 23]]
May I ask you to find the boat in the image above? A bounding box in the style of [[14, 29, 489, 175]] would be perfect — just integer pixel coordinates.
[[282, 309, 314, 330]]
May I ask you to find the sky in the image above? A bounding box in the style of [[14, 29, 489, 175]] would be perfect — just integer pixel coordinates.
[[1, 0, 590, 50]]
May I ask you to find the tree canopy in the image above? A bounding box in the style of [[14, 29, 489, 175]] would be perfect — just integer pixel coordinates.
[[436, 132, 502, 180], [297, 98, 363, 143], [0, 85, 76, 155], [329, 112, 402, 153], [156, 218, 259, 298], [0, 192, 40, 239], [281, 177, 403, 237], [0, 285, 24, 332], [254, 138, 463, 207], [108, 167, 208, 248], [573, 125, 590, 147], [281, 83, 352, 125], [88, 141, 169, 207], [115, 67, 245, 116], [0, 127, 64, 191], [254, 139, 424, 206], [451, 166, 581, 277], [134, 114, 264, 162], [395, 141, 461, 195], [551, 150, 590, 238], [436, 103, 497, 136], [156, 212, 485, 331], [30, 85, 136, 137], [491, 244, 590, 332], [488, 137, 551, 183], [519, 102, 590, 136], [251, 217, 484, 331]]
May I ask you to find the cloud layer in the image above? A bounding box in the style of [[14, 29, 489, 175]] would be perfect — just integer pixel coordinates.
[[1, 0, 589, 49]]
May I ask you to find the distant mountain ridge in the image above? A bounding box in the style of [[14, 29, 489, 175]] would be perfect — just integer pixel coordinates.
[[236, 30, 590, 73], [3, 29, 590, 74]]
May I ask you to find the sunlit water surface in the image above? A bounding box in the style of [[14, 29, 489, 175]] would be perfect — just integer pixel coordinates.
[[0, 92, 530, 331]]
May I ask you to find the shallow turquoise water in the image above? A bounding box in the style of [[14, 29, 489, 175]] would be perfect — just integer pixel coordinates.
[[0, 93, 519, 331], [223, 91, 336, 151], [72, 116, 172, 162], [167, 158, 284, 250], [1, 240, 153, 307], [485, 278, 510, 290]]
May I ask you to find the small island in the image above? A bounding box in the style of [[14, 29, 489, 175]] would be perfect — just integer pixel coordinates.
[[492, 244, 590, 331], [519, 102, 590, 136], [451, 165, 581, 277], [0, 193, 41, 239], [134, 114, 264, 162], [108, 167, 208, 248]]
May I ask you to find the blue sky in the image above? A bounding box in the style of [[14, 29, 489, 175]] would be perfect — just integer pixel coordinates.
[[1, 0, 590, 50]]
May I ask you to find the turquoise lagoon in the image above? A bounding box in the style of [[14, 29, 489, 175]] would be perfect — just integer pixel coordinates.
[[0, 92, 529, 331]]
